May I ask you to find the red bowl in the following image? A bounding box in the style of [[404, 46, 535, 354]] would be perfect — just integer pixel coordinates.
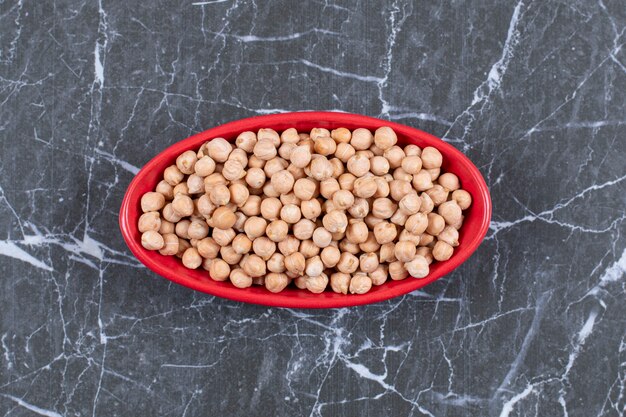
[[119, 112, 491, 308]]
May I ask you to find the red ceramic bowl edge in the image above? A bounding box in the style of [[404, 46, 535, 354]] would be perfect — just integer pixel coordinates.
[[119, 111, 492, 308]]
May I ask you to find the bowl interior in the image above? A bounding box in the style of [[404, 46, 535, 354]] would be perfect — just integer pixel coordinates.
[[119, 112, 491, 308]]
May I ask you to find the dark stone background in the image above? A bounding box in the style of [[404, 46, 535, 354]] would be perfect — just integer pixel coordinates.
[[1, 0, 625, 416]]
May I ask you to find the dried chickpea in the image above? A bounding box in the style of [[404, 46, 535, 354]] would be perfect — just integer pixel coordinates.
[[419, 193, 435, 214], [299, 239, 320, 258], [206, 138, 232, 162], [172, 183, 189, 196], [348, 198, 369, 219], [171, 194, 193, 217], [267, 253, 286, 273], [186, 174, 204, 195], [158, 233, 179, 256], [389, 180, 412, 202], [331, 127, 351, 143], [253, 236, 276, 260], [400, 155, 422, 175], [293, 276, 307, 288], [416, 247, 433, 264], [162, 203, 182, 222], [405, 213, 429, 235], [398, 229, 421, 245], [278, 142, 296, 160], [372, 198, 398, 219], [182, 247, 202, 269], [176, 150, 197, 175], [310, 128, 330, 141], [229, 183, 249, 207], [188, 220, 209, 239], [312, 227, 332, 248], [421, 146, 442, 169], [285, 252, 306, 275], [231, 234, 253, 254], [253, 139, 277, 160], [321, 246, 341, 268], [373, 221, 397, 244], [309, 157, 334, 181], [156, 180, 174, 200], [229, 268, 251, 287], [452, 189, 472, 210], [265, 273, 289, 293], [399, 192, 421, 215], [260, 198, 282, 220], [293, 178, 317, 201], [425, 185, 449, 206], [141, 231, 164, 250], [212, 227, 235, 247], [405, 255, 430, 278], [235, 131, 257, 152], [336, 252, 359, 274], [296, 202, 318, 223], [331, 189, 354, 211], [349, 273, 372, 294], [290, 145, 312, 168], [280, 127, 300, 144], [306, 273, 329, 294], [222, 160, 246, 181], [393, 167, 412, 182], [374, 126, 397, 150], [373, 178, 390, 200], [359, 253, 379, 273], [330, 272, 351, 294], [404, 144, 421, 156], [339, 239, 361, 255], [220, 245, 242, 265], [433, 241, 454, 261], [209, 184, 230, 206], [138, 212, 161, 233], [248, 155, 265, 168], [338, 173, 357, 191], [279, 192, 300, 206], [269, 170, 295, 195], [320, 178, 340, 199], [266, 220, 289, 242], [335, 142, 356, 162], [194, 156, 216, 177], [305, 256, 324, 277], [197, 237, 220, 259], [350, 128, 374, 150], [426, 213, 446, 236], [369, 265, 388, 286], [239, 195, 261, 216], [329, 158, 344, 178], [278, 235, 300, 256], [264, 157, 288, 178], [262, 182, 280, 198], [352, 177, 377, 199], [438, 200, 463, 225], [164, 165, 184, 186], [437, 173, 459, 191], [419, 233, 435, 247], [322, 210, 348, 233], [380, 242, 396, 263], [426, 168, 440, 181], [203, 173, 227, 193], [159, 220, 175, 235], [243, 254, 266, 277], [364, 214, 384, 229], [394, 241, 417, 263], [383, 146, 405, 169], [359, 232, 381, 253], [212, 206, 237, 229], [370, 156, 390, 175], [450, 215, 464, 230], [314, 136, 336, 156], [346, 153, 370, 177], [141, 192, 165, 213]]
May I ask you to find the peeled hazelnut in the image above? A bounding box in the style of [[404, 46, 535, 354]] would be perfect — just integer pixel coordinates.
[[349, 273, 372, 294], [141, 231, 164, 250]]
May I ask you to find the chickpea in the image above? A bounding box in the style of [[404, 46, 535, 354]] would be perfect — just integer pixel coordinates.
[[176, 238, 191, 258], [331, 127, 351, 143], [278, 142, 296, 160], [164, 165, 184, 186], [306, 273, 329, 293], [299, 239, 320, 258], [322, 210, 348, 233], [194, 156, 216, 177], [280, 192, 300, 206], [336, 252, 359, 274], [240, 195, 262, 216], [293, 178, 317, 201], [310, 127, 330, 141], [266, 220, 289, 242], [172, 183, 189, 197], [419, 233, 435, 247], [330, 272, 351, 294], [232, 130, 256, 152], [397, 155, 420, 175], [312, 227, 332, 248], [450, 215, 464, 230], [258, 197, 280, 220], [369, 265, 388, 286], [289, 145, 312, 169], [320, 178, 340, 200], [425, 212, 445, 236], [170, 194, 192, 217], [320, 246, 341, 268], [187, 219, 209, 239], [357, 232, 379, 253], [140, 230, 164, 251], [392, 167, 411, 182], [209, 184, 230, 206], [372, 198, 397, 219], [379, 242, 396, 263], [278, 235, 300, 256], [221, 160, 245, 181], [157, 233, 178, 256], [370, 156, 390, 175], [394, 241, 417, 263], [252, 236, 276, 260], [138, 212, 161, 233], [416, 247, 433, 264], [162, 203, 182, 222], [364, 214, 384, 229], [405, 213, 429, 235], [359, 253, 379, 273], [403, 144, 421, 156], [432, 241, 453, 261], [398, 229, 421, 246], [349, 273, 372, 294], [438, 200, 463, 225], [181, 247, 202, 269], [350, 177, 376, 199], [373, 126, 397, 150], [220, 245, 242, 265], [269, 170, 294, 195], [309, 157, 334, 181], [285, 252, 306, 275], [347, 198, 369, 219], [159, 220, 175, 235], [196, 237, 219, 259], [405, 255, 429, 278], [329, 158, 344, 178], [277, 204, 299, 224], [301, 199, 322, 220], [383, 146, 405, 169], [350, 128, 373, 150], [421, 146, 442, 169], [425, 185, 449, 206], [248, 155, 265, 169], [452, 189, 472, 210], [419, 193, 435, 214], [436, 172, 458, 191], [426, 168, 440, 181], [330, 190, 353, 211], [212, 206, 237, 230], [243, 167, 264, 189], [305, 256, 324, 277], [373, 221, 397, 244], [205, 138, 232, 162], [389, 180, 412, 202], [264, 157, 288, 178], [174, 150, 196, 175], [335, 142, 356, 163], [293, 276, 307, 288], [253, 139, 277, 160], [267, 253, 286, 273], [338, 173, 357, 191], [184, 174, 203, 195], [280, 127, 300, 144], [389, 261, 408, 280], [339, 239, 361, 255], [212, 227, 235, 246], [242, 254, 266, 277], [156, 180, 174, 200], [346, 153, 370, 177], [229, 268, 251, 288], [227, 183, 248, 208], [314, 136, 336, 156], [399, 193, 421, 215], [141, 192, 165, 213], [265, 273, 289, 293]]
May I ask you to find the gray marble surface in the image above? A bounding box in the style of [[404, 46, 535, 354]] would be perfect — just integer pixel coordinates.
[[1, 0, 625, 416]]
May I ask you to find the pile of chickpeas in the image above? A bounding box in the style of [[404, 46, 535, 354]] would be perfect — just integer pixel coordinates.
[[138, 126, 472, 294]]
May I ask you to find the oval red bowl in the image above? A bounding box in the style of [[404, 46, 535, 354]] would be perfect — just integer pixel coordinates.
[[119, 112, 491, 308]]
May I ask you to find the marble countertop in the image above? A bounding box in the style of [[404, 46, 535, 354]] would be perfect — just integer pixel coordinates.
[[1, 1, 625, 416]]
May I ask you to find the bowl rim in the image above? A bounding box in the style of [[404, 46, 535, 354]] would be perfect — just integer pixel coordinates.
[[119, 111, 491, 308]]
